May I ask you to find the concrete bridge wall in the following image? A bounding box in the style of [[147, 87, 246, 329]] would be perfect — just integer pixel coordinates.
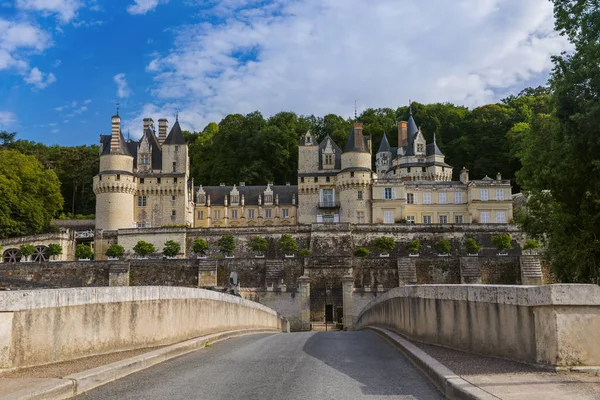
[[0, 287, 288, 369], [355, 284, 600, 367]]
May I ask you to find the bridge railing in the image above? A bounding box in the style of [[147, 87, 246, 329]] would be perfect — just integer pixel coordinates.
[[355, 284, 600, 367], [0, 286, 288, 369]]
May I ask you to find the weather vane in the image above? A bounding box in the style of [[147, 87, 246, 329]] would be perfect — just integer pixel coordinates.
[[116, 102, 120, 116]]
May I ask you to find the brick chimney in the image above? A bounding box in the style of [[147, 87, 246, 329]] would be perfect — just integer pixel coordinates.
[[143, 118, 154, 134], [158, 118, 168, 144], [110, 114, 121, 153], [353, 123, 364, 149], [398, 121, 408, 148], [460, 167, 469, 184]]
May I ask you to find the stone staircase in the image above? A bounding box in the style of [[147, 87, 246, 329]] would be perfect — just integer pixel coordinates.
[[397, 258, 416, 285], [520, 255, 543, 285], [460, 257, 482, 284]]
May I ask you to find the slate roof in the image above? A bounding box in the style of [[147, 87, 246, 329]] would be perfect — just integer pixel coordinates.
[[138, 127, 163, 171], [343, 126, 370, 153], [426, 135, 445, 157], [299, 131, 317, 146], [403, 105, 419, 157], [163, 120, 186, 145], [378, 134, 391, 153], [196, 185, 298, 206], [100, 132, 132, 156], [318, 135, 342, 170]]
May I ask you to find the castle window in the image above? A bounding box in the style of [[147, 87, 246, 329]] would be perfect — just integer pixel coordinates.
[[171, 210, 176, 217], [172, 196, 176, 201], [198, 194, 206, 204], [265, 209, 272, 218], [314, 177, 318, 183], [407, 193, 414, 204], [326, 176, 330, 182], [99, 175, 102, 181], [265, 195, 273, 203], [496, 211, 506, 223], [480, 212, 490, 223], [423, 215, 432, 224], [384, 210, 394, 224], [197, 211, 204, 220], [455, 215, 463, 224], [231, 210, 238, 219], [496, 189, 505, 201], [439, 215, 448, 224], [358, 191, 363, 200], [282, 209, 289, 218], [157, 178, 161, 184], [439, 193, 447, 204], [423, 192, 432, 204], [301, 177, 305, 183], [417, 144, 424, 152], [139, 178, 144, 184], [174, 146, 179, 152], [422, 167, 426, 172], [480, 189, 489, 201], [454, 192, 463, 204], [116, 174, 121, 181], [325, 154, 333, 165], [350, 172, 354, 177], [406, 216, 415, 224], [138, 196, 147, 207], [248, 209, 255, 218], [356, 211, 365, 224], [231, 195, 239, 204], [172, 162, 177, 172], [140, 154, 150, 165], [214, 210, 221, 219], [383, 188, 394, 200], [407, 167, 411, 173], [174, 178, 178, 184]]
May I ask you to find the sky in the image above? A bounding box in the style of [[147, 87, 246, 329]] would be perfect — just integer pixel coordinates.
[[0, 0, 571, 146]]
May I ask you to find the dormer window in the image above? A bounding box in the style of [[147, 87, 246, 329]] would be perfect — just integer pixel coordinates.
[[198, 194, 206, 204], [140, 154, 150, 165], [325, 154, 333, 165], [265, 195, 273, 203], [306, 135, 311, 144], [231, 195, 239, 204], [417, 144, 424, 153]]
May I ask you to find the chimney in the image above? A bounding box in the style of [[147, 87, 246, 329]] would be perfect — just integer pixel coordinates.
[[496, 172, 502, 181], [240, 182, 245, 186], [353, 123, 364, 149], [398, 121, 408, 148], [460, 167, 469, 184], [158, 118, 168, 144], [220, 183, 225, 186], [143, 118, 154, 134], [110, 114, 121, 153]]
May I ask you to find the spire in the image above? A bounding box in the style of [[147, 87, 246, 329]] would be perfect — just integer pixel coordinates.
[[163, 118, 186, 145], [377, 133, 391, 153]]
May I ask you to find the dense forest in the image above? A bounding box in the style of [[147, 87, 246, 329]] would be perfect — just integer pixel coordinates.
[[1, 0, 599, 283]]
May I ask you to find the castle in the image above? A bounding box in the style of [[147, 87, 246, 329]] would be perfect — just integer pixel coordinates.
[[93, 107, 513, 230]]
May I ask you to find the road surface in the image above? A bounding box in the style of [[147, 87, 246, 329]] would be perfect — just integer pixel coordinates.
[[76, 331, 443, 400]]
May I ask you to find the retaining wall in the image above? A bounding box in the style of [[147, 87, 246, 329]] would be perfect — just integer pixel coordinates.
[[355, 284, 600, 367], [0, 286, 288, 369]]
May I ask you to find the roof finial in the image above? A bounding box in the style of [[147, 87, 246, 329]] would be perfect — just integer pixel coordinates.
[[127, 129, 130, 142], [175, 110, 179, 122], [354, 100, 357, 119], [409, 99, 412, 116], [116, 102, 120, 116]]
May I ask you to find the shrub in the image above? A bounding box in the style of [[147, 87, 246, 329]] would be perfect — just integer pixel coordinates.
[[299, 249, 312, 257], [192, 239, 209, 255], [395, 218, 407, 224], [434, 239, 451, 255], [19, 244, 36, 259], [523, 239, 540, 251], [163, 240, 181, 257], [133, 240, 156, 257], [105, 244, 125, 259], [279, 234, 298, 254], [75, 244, 94, 259], [465, 238, 481, 254], [218, 234, 236, 254], [248, 236, 269, 253], [354, 247, 370, 257], [491, 234, 512, 251], [407, 239, 421, 254], [372, 237, 395, 253], [47, 243, 63, 257]]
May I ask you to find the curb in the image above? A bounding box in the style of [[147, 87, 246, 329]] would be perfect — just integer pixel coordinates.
[[365, 326, 499, 400], [5, 328, 278, 400]]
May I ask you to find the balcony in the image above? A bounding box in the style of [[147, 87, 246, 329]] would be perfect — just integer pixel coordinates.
[[318, 201, 340, 208]]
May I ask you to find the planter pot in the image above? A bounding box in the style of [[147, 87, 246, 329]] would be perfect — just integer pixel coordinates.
[[284, 254, 295, 258], [467, 253, 479, 257], [196, 255, 208, 259], [107, 257, 120, 261], [255, 255, 265, 258], [225, 255, 235, 259], [497, 252, 509, 256], [379, 253, 390, 258], [408, 254, 420, 257], [437, 254, 449, 257], [137, 257, 149, 260], [78, 258, 91, 261], [49, 259, 60, 262]]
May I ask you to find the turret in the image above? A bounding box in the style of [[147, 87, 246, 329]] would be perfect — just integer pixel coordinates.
[[376, 134, 392, 178], [341, 123, 372, 171]]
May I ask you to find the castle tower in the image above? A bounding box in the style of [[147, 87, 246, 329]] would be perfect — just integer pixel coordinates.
[[376, 134, 392, 178], [93, 113, 137, 230], [337, 123, 373, 223]]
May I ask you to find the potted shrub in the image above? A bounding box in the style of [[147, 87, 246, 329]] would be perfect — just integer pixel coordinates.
[[492, 234, 512, 256], [163, 240, 180, 259], [133, 240, 156, 259], [522, 239, 540, 255], [218, 234, 236, 257], [19, 244, 35, 262], [105, 244, 125, 260], [407, 239, 421, 257], [353, 247, 370, 257], [465, 238, 481, 256], [279, 234, 298, 258], [76, 243, 94, 261], [434, 239, 451, 256], [248, 236, 268, 258], [372, 236, 395, 257], [47, 243, 63, 261], [192, 239, 209, 258], [299, 249, 312, 257]]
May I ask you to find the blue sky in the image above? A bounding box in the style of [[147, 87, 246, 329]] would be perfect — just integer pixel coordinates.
[[0, 0, 570, 146]]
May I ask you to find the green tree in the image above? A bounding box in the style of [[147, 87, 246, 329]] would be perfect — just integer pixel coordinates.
[[163, 240, 181, 258], [372, 237, 395, 253], [434, 239, 451, 255], [47, 243, 63, 260], [523, 239, 540, 252], [279, 234, 298, 254], [248, 236, 269, 253], [299, 249, 312, 257], [192, 239, 209, 256], [407, 239, 421, 254], [0, 149, 63, 238], [133, 241, 156, 257], [75, 244, 94, 260], [19, 244, 35, 261], [218, 234, 235, 254], [105, 244, 125, 259], [464, 238, 481, 254], [354, 247, 370, 257], [492, 234, 512, 251]]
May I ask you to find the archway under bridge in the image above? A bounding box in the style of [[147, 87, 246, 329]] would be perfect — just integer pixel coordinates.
[[309, 271, 344, 331]]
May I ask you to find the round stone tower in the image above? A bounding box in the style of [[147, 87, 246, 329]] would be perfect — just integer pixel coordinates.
[[337, 123, 373, 223], [93, 114, 137, 231]]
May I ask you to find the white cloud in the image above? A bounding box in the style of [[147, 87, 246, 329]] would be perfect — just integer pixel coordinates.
[[114, 73, 131, 98], [126, 0, 166, 15], [16, 0, 83, 23], [0, 111, 17, 126], [137, 0, 571, 133], [83, 99, 92, 104], [52, 59, 62, 67], [24, 67, 56, 89], [51, 128, 59, 133]]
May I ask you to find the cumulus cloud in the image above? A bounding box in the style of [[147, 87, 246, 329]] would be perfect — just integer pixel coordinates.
[[0, 111, 17, 126], [24, 67, 56, 89], [136, 0, 571, 133], [114, 73, 131, 98], [127, 0, 167, 15], [16, 0, 83, 23]]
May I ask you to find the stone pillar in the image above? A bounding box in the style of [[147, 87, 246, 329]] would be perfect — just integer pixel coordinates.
[[460, 257, 482, 284], [520, 254, 543, 285], [297, 274, 311, 331], [109, 262, 130, 286], [397, 257, 416, 286], [198, 260, 218, 288], [342, 274, 355, 330]]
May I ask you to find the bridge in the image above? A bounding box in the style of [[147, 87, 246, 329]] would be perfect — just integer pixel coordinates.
[[1, 285, 599, 399]]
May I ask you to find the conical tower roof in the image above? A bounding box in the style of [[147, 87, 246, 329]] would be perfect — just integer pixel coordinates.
[[378, 133, 391, 153]]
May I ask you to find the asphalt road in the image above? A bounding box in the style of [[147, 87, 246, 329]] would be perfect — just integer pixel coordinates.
[[76, 331, 444, 400]]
